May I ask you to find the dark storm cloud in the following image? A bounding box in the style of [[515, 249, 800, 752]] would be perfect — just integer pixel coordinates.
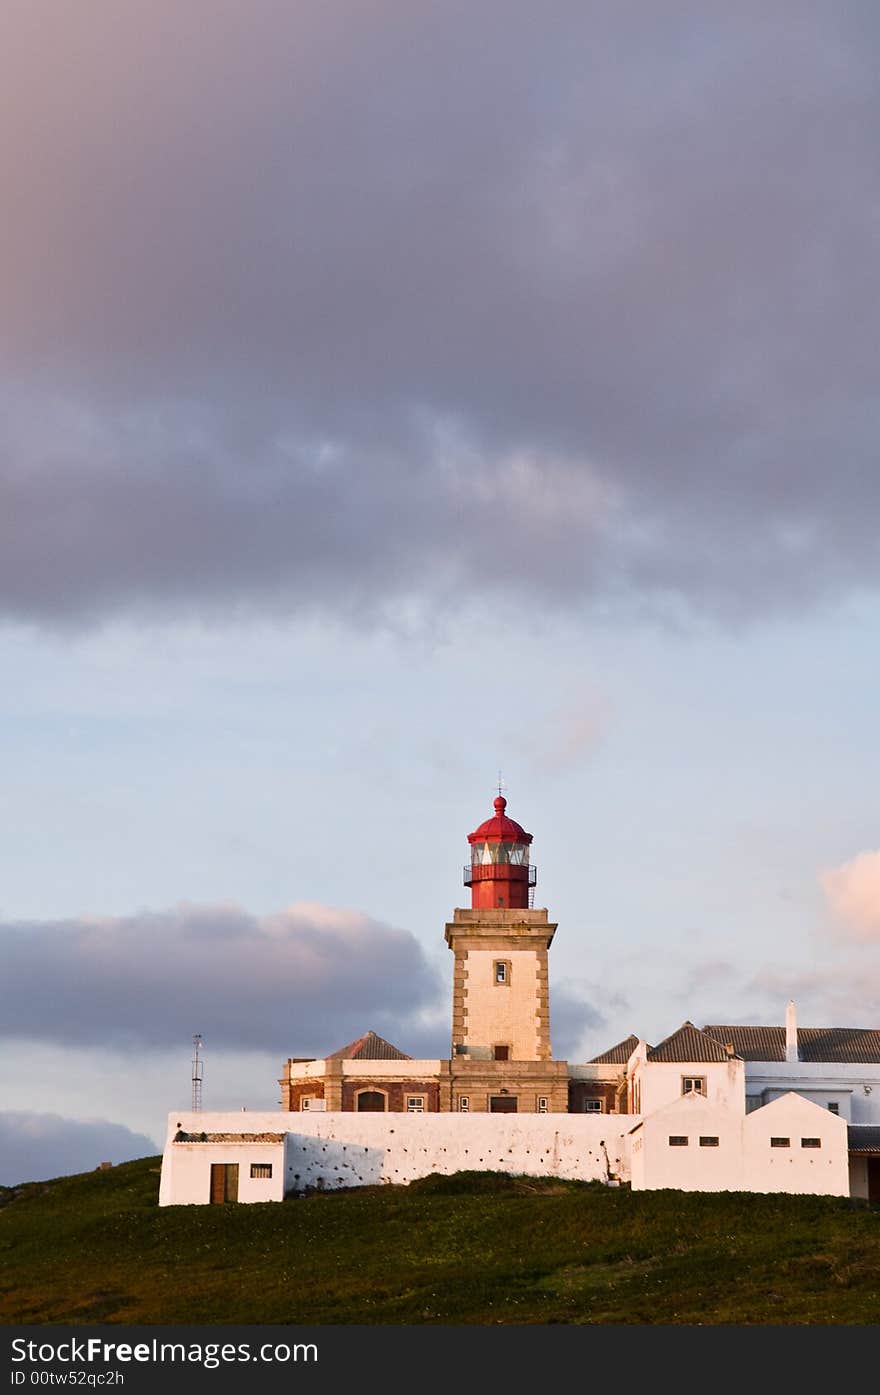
[[0, 903, 443, 1053], [2, 1, 880, 626], [0, 1112, 159, 1187]]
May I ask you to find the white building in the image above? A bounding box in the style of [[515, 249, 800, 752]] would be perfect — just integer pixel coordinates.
[[158, 796, 880, 1204]]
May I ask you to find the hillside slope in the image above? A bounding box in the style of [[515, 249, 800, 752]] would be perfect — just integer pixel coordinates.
[[1, 1158, 879, 1324]]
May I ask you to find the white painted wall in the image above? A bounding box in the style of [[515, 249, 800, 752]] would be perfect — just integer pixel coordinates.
[[848, 1157, 869, 1200], [634, 1055, 745, 1116], [742, 1062, 880, 1125], [741, 1093, 849, 1195], [159, 1111, 637, 1205], [630, 1094, 745, 1192], [287, 1059, 447, 1081]]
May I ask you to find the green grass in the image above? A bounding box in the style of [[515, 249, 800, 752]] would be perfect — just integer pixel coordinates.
[[2, 1158, 880, 1324]]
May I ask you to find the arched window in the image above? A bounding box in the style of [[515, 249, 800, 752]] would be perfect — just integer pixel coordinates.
[[356, 1090, 387, 1112]]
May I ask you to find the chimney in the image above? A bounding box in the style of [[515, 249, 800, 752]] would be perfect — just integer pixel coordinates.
[[785, 999, 798, 1063]]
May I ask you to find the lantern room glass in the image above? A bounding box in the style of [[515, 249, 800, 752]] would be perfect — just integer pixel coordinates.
[[471, 841, 530, 866]]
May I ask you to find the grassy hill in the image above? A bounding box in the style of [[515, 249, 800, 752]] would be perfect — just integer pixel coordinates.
[[2, 1157, 880, 1324]]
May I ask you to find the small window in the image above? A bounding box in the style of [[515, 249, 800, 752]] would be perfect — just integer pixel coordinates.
[[301, 1097, 315, 1111], [584, 1099, 603, 1113], [682, 1077, 706, 1097], [770, 1137, 790, 1148], [458, 1096, 469, 1112], [827, 1103, 839, 1114], [668, 1136, 688, 1147], [250, 1163, 272, 1179], [699, 1136, 719, 1148], [537, 1097, 548, 1113], [801, 1137, 821, 1149], [406, 1096, 425, 1113], [494, 960, 509, 985], [493, 1044, 510, 1061]]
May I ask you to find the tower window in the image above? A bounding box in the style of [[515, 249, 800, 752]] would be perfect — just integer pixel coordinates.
[[493, 1044, 510, 1061], [494, 960, 511, 986]]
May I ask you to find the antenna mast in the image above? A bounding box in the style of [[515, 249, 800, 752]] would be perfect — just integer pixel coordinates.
[[191, 1033, 204, 1112]]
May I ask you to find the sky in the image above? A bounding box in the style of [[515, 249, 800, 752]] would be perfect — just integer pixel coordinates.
[[2, 1, 880, 1186]]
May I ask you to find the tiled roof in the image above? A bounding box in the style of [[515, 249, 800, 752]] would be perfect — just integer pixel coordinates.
[[588, 1034, 641, 1065], [648, 1022, 737, 1064], [703, 1025, 880, 1064], [326, 1029, 411, 1061], [847, 1126, 880, 1154], [174, 1132, 286, 1143]]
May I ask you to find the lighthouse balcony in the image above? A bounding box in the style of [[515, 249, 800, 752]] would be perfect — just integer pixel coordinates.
[[463, 863, 537, 888]]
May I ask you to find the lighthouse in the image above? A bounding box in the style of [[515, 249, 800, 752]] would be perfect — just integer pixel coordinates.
[[445, 794, 569, 1111]]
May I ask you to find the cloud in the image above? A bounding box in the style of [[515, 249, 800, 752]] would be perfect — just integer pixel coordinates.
[[0, 1111, 159, 1187], [1, 3, 880, 629], [0, 902, 445, 1055], [550, 979, 613, 1059], [820, 851, 880, 941]]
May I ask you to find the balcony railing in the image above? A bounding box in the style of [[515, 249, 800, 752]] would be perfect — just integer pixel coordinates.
[[463, 863, 537, 887]]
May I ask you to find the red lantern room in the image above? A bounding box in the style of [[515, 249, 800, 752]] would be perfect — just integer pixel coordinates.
[[463, 795, 537, 910]]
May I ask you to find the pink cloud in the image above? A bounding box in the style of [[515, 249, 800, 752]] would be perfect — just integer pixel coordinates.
[[820, 850, 880, 942]]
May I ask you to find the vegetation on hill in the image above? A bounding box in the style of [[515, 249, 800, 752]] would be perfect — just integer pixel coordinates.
[[1, 1157, 879, 1324]]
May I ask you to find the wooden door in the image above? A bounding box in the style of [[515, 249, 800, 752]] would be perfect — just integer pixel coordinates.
[[489, 1096, 518, 1113], [210, 1162, 239, 1202]]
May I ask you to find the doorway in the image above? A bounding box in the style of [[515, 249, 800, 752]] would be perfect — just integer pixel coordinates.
[[209, 1162, 239, 1203], [489, 1096, 518, 1113]]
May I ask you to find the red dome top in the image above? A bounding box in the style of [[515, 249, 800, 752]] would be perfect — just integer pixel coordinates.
[[467, 795, 533, 846]]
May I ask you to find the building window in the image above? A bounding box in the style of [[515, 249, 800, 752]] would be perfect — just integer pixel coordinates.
[[668, 1136, 688, 1147], [584, 1099, 603, 1113], [494, 960, 511, 986], [827, 1103, 839, 1114], [493, 1044, 510, 1061], [699, 1136, 719, 1148], [801, 1137, 822, 1149], [250, 1163, 272, 1179], [770, 1137, 790, 1148], [301, 1097, 316, 1111], [458, 1096, 469, 1112], [406, 1096, 426, 1113], [537, 1097, 548, 1113], [681, 1077, 706, 1097], [356, 1090, 387, 1112]]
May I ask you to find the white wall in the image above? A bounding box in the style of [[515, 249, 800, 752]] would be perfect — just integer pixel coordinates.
[[848, 1157, 869, 1200], [631, 1095, 744, 1192], [741, 1093, 849, 1195], [634, 1056, 745, 1117], [159, 1111, 637, 1204], [742, 1062, 880, 1124]]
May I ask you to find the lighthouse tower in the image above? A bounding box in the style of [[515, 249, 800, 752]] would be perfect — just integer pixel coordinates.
[[445, 795, 569, 1112]]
